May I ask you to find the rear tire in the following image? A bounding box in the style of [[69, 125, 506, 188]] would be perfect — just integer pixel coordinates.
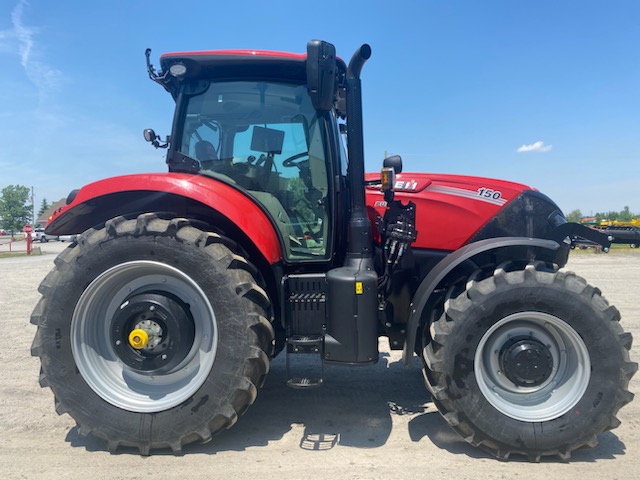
[[31, 213, 274, 454], [423, 262, 637, 460]]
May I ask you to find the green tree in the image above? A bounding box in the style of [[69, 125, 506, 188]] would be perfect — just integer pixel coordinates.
[[0, 185, 31, 236], [619, 206, 633, 222], [595, 207, 637, 223], [565, 209, 583, 223], [38, 198, 50, 217]]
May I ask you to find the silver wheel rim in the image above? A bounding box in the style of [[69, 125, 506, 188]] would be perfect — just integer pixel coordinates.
[[71, 260, 217, 413], [475, 312, 590, 422]]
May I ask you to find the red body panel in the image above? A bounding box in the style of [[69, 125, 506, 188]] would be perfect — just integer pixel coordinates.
[[365, 172, 535, 251], [49, 170, 535, 262], [161, 50, 307, 60], [48, 173, 283, 264]]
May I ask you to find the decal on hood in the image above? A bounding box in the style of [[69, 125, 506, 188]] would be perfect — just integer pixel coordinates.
[[426, 185, 507, 206]]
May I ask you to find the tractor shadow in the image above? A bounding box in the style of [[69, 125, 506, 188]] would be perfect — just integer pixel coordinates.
[[406, 411, 627, 463], [192, 350, 429, 452], [66, 349, 628, 461]]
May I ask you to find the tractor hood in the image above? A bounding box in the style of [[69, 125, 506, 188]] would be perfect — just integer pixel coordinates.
[[365, 172, 563, 251]]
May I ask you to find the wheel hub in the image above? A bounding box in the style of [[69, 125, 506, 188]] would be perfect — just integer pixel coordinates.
[[111, 292, 195, 374], [128, 328, 150, 349], [499, 336, 554, 387]]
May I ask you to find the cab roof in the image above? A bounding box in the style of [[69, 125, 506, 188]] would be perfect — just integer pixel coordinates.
[[156, 49, 345, 99]]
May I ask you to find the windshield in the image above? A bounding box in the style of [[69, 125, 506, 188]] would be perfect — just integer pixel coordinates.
[[178, 81, 331, 261]]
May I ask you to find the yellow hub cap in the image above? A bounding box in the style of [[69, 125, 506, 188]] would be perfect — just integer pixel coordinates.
[[128, 328, 149, 349]]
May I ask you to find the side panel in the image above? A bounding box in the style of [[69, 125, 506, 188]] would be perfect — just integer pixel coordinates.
[[46, 173, 283, 264]]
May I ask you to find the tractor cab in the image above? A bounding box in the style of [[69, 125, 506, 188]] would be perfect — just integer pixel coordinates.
[[144, 48, 349, 263]]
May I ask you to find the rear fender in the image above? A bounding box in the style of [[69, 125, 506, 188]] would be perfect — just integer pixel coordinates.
[[46, 173, 283, 264], [402, 237, 560, 365]]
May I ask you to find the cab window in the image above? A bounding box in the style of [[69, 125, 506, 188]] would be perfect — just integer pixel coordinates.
[[179, 81, 331, 261]]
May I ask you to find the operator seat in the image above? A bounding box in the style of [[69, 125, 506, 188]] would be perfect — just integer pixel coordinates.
[[195, 140, 238, 183], [195, 141, 219, 169]]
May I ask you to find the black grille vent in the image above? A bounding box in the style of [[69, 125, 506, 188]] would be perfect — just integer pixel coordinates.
[[285, 274, 326, 336]]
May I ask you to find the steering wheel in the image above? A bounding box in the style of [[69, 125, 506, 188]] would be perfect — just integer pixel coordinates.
[[282, 152, 309, 168]]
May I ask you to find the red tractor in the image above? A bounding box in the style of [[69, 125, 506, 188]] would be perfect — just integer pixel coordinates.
[[32, 40, 636, 460]]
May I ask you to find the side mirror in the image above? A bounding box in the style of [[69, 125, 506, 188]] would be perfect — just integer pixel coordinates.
[[143, 128, 169, 149], [306, 40, 337, 111], [143, 128, 157, 143], [383, 155, 402, 174]]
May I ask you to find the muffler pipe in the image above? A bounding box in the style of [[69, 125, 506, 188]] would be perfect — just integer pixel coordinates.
[[345, 44, 372, 259]]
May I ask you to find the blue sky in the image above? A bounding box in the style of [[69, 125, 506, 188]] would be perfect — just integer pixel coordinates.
[[1, 0, 638, 216]]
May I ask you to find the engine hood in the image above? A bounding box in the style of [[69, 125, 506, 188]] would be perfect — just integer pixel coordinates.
[[365, 172, 550, 251]]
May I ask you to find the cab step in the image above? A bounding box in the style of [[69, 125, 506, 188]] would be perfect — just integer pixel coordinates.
[[286, 335, 324, 388]]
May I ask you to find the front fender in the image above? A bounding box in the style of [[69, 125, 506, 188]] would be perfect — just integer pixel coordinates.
[[46, 173, 283, 264], [402, 237, 561, 365]]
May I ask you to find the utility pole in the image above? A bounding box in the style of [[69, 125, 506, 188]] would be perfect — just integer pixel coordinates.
[[31, 186, 35, 226]]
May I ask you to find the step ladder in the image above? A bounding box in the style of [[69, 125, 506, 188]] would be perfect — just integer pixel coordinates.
[[285, 335, 324, 388], [283, 273, 327, 388]]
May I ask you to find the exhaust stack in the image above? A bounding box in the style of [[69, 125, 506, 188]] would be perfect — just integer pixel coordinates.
[[345, 44, 373, 260], [324, 44, 378, 365]]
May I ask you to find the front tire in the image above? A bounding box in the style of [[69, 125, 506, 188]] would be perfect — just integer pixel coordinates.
[[423, 262, 637, 460], [31, 214, 274, 454]]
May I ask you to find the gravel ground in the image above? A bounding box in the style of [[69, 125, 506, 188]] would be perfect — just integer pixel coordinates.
[[1, 241, 639, 480]]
